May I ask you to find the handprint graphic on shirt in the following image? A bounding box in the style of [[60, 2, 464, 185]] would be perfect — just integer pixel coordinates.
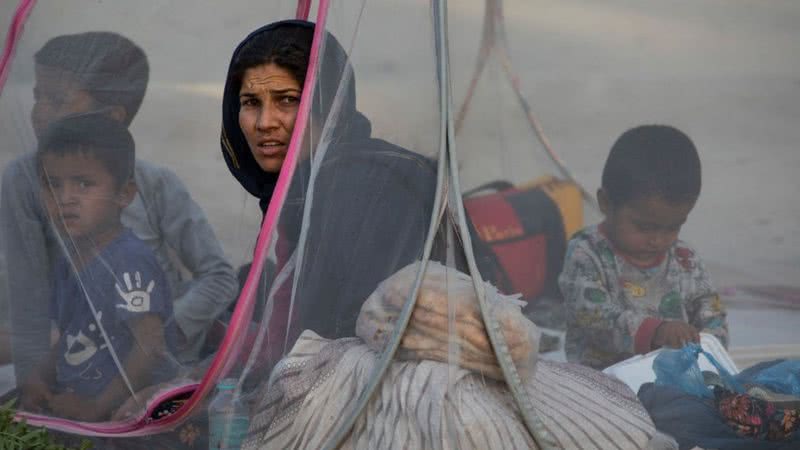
[[115, 271, 154, 313]]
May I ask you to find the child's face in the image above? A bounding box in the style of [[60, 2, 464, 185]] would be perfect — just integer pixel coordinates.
[[31, 64, 97, 137], [39, 151, 132, 243], [600, 193, 695, 267]]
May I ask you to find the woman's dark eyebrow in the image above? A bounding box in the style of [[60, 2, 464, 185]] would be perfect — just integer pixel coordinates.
[[269, 88, 301, 95], [239, 89, 299, 97]]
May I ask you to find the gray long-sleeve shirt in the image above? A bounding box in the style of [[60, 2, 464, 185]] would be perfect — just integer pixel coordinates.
[[1, 154, 238, 378]]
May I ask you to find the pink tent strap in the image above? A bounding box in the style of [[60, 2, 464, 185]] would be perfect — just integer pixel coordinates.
[[296, 0, 312, 20], [13, 0, 334, 436], [0, 0, 36, 94], [173, 0, 333, 431]]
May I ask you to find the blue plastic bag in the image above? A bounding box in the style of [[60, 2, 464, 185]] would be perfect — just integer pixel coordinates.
[[653, 343, 743, 398], [749, 359, 800, 396]]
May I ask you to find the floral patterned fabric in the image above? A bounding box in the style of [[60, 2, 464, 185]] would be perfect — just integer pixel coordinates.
[[558, 224, 729, 369], [715, 386, 800, 442]]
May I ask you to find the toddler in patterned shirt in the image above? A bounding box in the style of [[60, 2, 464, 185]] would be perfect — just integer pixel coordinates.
[[558, 125, 728, 369]]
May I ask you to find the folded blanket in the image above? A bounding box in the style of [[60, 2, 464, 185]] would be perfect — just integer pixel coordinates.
[[243, 330, 675, 450]]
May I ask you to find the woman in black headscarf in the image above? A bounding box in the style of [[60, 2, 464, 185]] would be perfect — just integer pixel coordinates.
[[221, 20, 311, 212], [221, 21, 438, 355]]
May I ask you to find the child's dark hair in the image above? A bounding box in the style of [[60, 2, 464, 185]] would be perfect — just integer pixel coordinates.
[[37, 113, 135, 187], [34, 32, 148, 125], [601, 125, 701, 207], [230, 24, 313, 94]]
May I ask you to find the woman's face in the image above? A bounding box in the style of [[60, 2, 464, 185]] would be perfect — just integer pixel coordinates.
[[238, 63, 302, 173]]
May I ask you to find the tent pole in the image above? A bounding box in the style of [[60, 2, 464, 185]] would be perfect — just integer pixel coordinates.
[[455, 0, 598, 209], [316, 1, 451, 448], [442, 1, 560, 448]]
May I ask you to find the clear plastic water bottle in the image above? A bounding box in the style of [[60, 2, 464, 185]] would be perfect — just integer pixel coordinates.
[[208, 378, 250, 450]]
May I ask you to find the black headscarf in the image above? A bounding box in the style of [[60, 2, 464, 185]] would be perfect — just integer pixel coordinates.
[[221, 20, 371, 213]]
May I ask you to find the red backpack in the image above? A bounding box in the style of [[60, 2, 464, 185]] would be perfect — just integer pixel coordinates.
[[464, 176, 583, 303]]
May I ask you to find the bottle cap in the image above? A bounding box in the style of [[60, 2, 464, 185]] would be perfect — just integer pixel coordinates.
[[217, 378, 237, 390]]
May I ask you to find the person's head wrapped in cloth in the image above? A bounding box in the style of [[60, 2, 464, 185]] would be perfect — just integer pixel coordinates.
[[221, 20, 373, 212]]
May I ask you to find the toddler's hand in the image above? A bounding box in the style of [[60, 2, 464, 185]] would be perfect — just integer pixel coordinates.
[[20, 376, 52, 413], [651, 320, 699, 350]]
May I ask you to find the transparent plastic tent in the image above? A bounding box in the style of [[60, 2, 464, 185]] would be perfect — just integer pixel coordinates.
[[0, 0, 798, 449]]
